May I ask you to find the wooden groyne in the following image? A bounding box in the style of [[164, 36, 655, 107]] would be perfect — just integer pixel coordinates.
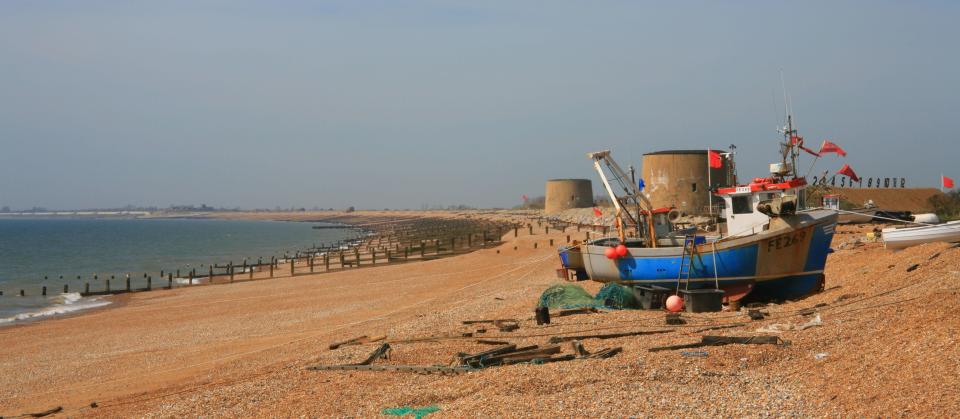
[[0, 215, 544, 299]]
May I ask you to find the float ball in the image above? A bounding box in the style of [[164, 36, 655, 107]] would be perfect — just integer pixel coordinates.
[[615, 244, 628, 257], [666, 295, 684, 313], [604, 247, 617, 259]]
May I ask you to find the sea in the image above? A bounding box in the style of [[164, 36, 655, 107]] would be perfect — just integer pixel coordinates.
[[0, 217, 360, 325]]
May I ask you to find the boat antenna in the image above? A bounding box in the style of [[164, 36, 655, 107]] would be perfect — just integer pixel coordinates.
[[777, 71, 800, 180]]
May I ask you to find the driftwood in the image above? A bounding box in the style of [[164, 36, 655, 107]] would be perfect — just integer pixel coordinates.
[[501, 354, 576, 365], [13, 406, 64, 418], [457, 344, 517, 367], [548, 329, 671, 344], [307, 364, 473, 374], [693, 324, 745, 333], [648, 335, 783, 352], [556, 307, 600, 317], [462, 318, 518, 325], [585, 347, 623, 359], [355, 343, 391, 366], [476, 339, 510, 345], [486, 345, 562, 364], [568, 340, 622, 359], [328, 335, 385, 350]]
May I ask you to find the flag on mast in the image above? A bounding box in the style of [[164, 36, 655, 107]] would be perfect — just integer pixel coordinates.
[[789, 135, 820, 157], [819, 140, 847, 157], [708, 149, 723, 169], [943, 175, 955, 190]]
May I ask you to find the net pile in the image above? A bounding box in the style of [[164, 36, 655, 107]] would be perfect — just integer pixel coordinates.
[[537, 283, 640, 309]]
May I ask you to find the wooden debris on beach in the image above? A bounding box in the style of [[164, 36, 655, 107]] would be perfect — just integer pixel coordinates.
[[356, 343, 392, 366], [693, 324, 745, 333], [569, 340, 622, 359], [548, 329, 671, 344], [10, 406, 63, 418], [648, 335, 783, 352], [307, 364, 474, 375], [557, 307, 600, 317], [328, 335, 386, 350], [494, 320, 520, 332], [461, 318, 518, 325], [476, 339, 510, 345]]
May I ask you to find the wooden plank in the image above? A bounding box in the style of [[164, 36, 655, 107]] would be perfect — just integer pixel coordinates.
[[501, 354, 576, 366], [307, 364, 474, 374], [462, 318, 518, 325], [329, 335, 367, 350], [556, 307, 600, 317], [476, 339, 510, 345], [485, 345, 562, 364], [548, 329, 671, 344], [648, 335, 783, 352], [586, 347, 623, 359]]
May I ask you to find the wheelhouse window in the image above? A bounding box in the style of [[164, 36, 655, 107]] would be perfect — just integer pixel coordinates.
[[732, 195, 752, 214]]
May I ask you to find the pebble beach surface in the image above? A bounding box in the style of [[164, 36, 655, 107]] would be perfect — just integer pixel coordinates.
[[0, 212, 958, 417]]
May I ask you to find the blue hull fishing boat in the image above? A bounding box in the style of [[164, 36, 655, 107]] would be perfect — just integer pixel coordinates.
[[576, 210, 836, 300], [558, 114, 838, 301]]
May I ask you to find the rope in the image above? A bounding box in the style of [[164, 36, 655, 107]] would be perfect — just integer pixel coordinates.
[[811, 207, 936, 227]]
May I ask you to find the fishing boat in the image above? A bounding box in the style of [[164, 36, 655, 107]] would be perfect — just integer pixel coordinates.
[[882, 221, 960, 250], [558, 115, 837, 301]]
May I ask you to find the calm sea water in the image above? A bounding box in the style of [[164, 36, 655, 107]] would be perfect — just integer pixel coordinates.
[[0, 218, 358, 323]]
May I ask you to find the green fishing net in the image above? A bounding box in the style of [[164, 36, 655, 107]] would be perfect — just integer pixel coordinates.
[[382, 406, 440, 419], [537, 283, 640, 309]]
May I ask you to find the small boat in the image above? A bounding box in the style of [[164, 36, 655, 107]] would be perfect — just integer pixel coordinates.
[[559, 114, 837, 301], [882, 221, 960, 250]]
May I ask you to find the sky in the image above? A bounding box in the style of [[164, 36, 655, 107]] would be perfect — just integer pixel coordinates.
[[1, 1, 958, 210]]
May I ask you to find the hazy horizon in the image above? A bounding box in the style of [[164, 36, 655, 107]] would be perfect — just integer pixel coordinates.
[[2, 1, 958, 210]]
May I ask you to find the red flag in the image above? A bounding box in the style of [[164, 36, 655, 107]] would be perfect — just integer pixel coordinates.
[[790, 135, 803, 145], [944, 176, 955, 189], [521, 194, 529, 202], [819, 140, 847, 157], [708, 150, 722, 169], [836, 164, 860, 183], [593, 207, 602, 217]]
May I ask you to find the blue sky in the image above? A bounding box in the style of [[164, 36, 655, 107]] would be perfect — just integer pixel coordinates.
[[1, 1, 957, 209]]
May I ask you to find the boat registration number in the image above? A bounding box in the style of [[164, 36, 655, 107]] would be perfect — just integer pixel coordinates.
[[767, 231, 807, 252]]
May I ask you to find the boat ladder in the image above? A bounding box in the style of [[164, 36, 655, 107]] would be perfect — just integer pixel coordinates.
[[676, 235, 698, 293]]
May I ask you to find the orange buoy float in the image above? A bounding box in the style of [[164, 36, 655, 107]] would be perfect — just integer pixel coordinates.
[[615, 244, 628, 257], [604, 247, 617, 259], [666, 295, 684, 312]]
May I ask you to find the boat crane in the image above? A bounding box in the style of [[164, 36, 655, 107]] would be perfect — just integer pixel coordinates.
[[587, 150, 659, 247]]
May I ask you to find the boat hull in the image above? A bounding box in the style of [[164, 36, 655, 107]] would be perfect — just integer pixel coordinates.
[[581, 210, 837, 301], [882, 221, 960, 250]]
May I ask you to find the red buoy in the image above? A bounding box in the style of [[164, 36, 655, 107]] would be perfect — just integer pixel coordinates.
[[615, 244, 628, 257], [666, 295, 684, 312], [604, 247, 617, 259]]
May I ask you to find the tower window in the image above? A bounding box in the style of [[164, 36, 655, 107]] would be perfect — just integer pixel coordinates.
[[691, 183, 697, 192]]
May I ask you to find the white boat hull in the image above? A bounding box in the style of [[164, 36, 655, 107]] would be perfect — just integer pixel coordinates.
[[882, 221, 960, 250]]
